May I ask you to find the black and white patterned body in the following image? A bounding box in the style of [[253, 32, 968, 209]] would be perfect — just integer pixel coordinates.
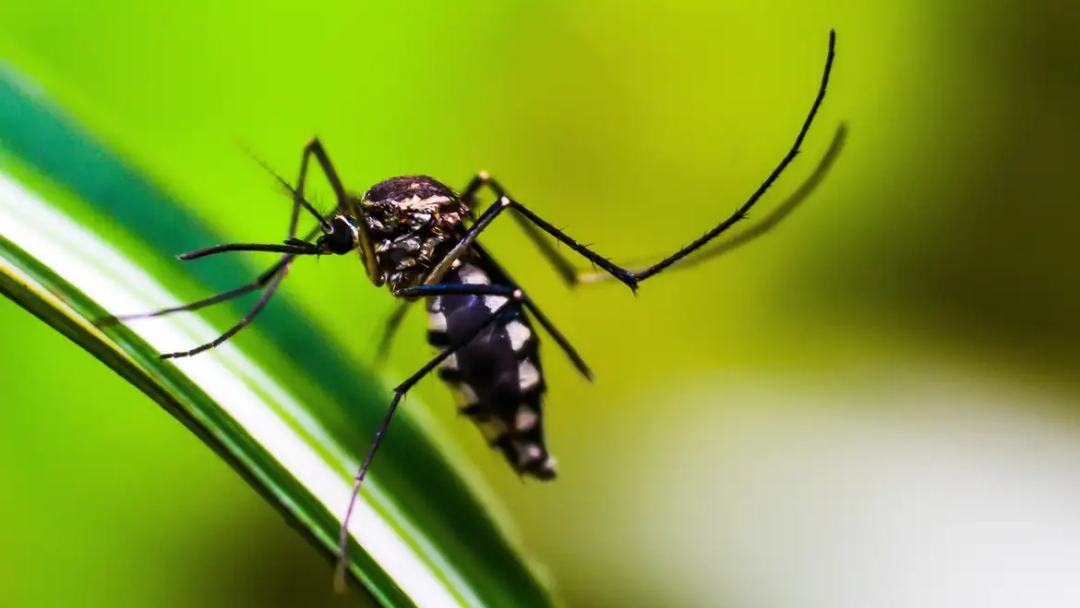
[[426, 257, 557, 480], [352, 174, 556, 478]]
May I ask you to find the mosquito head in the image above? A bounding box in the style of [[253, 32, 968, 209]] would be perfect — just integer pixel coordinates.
[[315, 214, 361, 255], [353, 175, 469, 292]]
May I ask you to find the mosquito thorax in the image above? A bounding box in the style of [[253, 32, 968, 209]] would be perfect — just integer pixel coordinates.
[[356, 175, 469, 292]]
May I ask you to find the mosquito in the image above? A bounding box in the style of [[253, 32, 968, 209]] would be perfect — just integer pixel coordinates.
[[97, 30, 838, 590]]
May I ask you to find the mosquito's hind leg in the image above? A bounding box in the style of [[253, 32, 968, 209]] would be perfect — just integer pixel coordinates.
[[570, 122, 849, 284], [455, 30, 838, 290]]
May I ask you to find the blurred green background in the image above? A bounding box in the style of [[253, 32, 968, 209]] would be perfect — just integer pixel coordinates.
[[3, 1, 1080, 607]]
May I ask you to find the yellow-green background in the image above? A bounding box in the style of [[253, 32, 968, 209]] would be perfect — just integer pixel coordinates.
[[2, 1, 1079, 607]]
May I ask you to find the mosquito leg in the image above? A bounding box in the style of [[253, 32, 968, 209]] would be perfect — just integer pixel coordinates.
[[146, 225, 321, 356], [575, 121, 849, 284], [501, 200, 639, 289], [633, 30, 836, 282], [292, 138, 381, 280], [414, 188, 636, 293], [95, 256, 293, 326], [455, 30, 837, 290], [517, 292, 591, 380], [374, 250, 592, 379], [98, 137, 364, 354], [158, 266, 292, 359], [397, 281, 591, 380], [144, 172, 321, 354], [422, 195, 637, 290], [95, 165, 324, 329], [180, 143, 327, 265], [470, 242, 593, 380], [335, 290, 523, 591], [395, 283, 518, 298], [460, 172, 585, 288], [115, 138, 365, 358], [149, 180, 327, 355]]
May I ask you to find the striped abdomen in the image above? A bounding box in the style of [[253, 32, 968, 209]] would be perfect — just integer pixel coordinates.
[[425, 261, 556, 480]]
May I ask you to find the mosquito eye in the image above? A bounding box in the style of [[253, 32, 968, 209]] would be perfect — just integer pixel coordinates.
[[323, 217, 359, 255], [329, 231, 354, 254]]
